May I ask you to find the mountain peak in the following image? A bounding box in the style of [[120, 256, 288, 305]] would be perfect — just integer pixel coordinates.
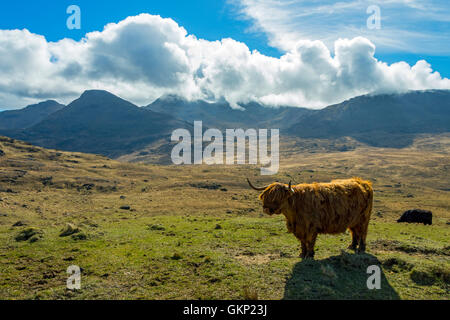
[[0, 99, 65, 131], [36, 99, 60, 105], [24, 100, 62, 109], [80, 89, 117, 99], [156, 93, 187, 103], [74, 90, 138, 110]]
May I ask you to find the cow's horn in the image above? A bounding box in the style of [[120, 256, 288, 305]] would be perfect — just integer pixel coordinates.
[[288, 181, 295, 193], [247, 178, 269, 191]]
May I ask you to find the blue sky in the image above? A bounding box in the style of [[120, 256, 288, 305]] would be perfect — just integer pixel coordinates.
[[0, 0, 448, 109], [0, 1, 280, 58], [0, 0, 448, 76]]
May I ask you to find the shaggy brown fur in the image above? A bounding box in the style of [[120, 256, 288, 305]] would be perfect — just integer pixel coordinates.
[[249, 177, 373, 259]]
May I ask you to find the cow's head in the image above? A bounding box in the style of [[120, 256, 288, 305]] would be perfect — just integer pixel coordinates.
[[247, 178, 295, 215]]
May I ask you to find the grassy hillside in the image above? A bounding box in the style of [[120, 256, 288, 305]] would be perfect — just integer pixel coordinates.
[[0, 135, 448, 299]]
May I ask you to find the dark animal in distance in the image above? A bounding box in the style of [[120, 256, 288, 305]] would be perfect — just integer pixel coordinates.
[[397, 209, 432, 225], [247, 177, 373, 259]]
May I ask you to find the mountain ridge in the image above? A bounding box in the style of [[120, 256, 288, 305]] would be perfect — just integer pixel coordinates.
[[0, 89, 448, 157], [288, 89, 450, 147], [0, 100, 65, 130], [144, 94, 313, 129], [5, 90, 191, 157]]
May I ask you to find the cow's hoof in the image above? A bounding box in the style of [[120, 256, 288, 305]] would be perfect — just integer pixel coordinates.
[[347, 245, 357, 251], [302, 253, 315, 260]]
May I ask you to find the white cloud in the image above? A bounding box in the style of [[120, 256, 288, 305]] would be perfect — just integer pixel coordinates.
[[0, 13, 449, 110], [234, 0, 450, 54]]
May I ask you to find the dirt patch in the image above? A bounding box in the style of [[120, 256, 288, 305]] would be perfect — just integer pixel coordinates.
[[331, 251, 379, 269], [15, 228, 43, 242], [235, 253, 278, 265], [410, 266, 450, 286], [371, 239, 449, 256], [59, 224, 80, 237], [382, 257, 414, 272], [189, 182, 222, 190]]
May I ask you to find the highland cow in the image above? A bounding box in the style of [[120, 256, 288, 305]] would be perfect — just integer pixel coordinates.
[[247, 177, 373, 259], [397, 209, 432, 225]]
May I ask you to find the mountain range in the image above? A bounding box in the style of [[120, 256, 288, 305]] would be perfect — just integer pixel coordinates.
[[144, 94, 313, 129], [0, 89, 448, 157], [0, 100, 64, 130], [288, 90, 450, 147], [2, 90, 189, 157]]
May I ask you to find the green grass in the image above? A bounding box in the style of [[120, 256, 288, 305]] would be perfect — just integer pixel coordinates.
[[1, 215, 448, 299], [0, 136, 448, 300]]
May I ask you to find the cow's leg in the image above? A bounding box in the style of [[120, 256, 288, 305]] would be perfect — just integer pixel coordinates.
[[348, 228, 359, 251], [358, 238, 366, 253], [286, 219, 296, 233], [299, 241, 307, 259], [305, 233, 318, 259], [357, 221, 369, 253]]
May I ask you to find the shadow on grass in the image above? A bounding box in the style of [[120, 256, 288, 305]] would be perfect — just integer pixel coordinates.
[[283, 251, 400, 300]]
